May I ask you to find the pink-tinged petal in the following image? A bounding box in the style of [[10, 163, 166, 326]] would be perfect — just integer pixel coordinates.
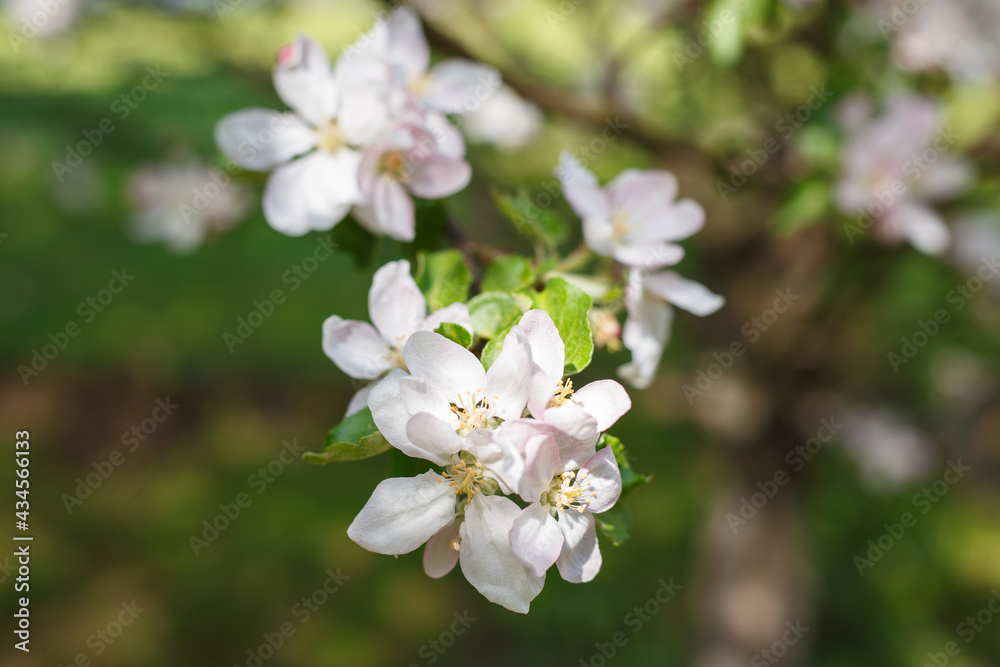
[[346, 383, 374, 416], [557, 151, 609, 222], [518, 434, 559, 503], [405, 412, 465, 462], [891, 202, 951, 255], [262, 153, 354, 236], [555, 504, 591, 550], [582, 216, 616, 257], [542, 402, 600, 469], [644, 270, 725, 316], [399, 378, 457, 425], [472, 427, 526, 495], [612, 242, 685, 270], [347, 470, 455, 555], [628, 199, 705, 244], [527, 372, 559, 425], [350, 204, 381, 235], [573, 380, 631, 432], [510, 504, 563, 578], [459, 494, 545, 614], [404, 331, 486, 397], [556, 513, 602, 583], [424, 519, 461, 578], [215, 109, 316, 172], [369, 259, 427, 346], [273, 35, 338, 126], [607, 169, 678, 217], [921, 158, 973, 202], [408, 154, 471, 199], [518, 309, 565, 380], [387, 7, 430, 83], [485, 327, 533, 421], [369, 368, 418, 453], [373, 177, 416, 242], [424, 60, 501, 114], [618, 274, 672, 389], [420, 302, 474, 339], [579, 446, 622, 514], [425, 111, 466, 159], [322, 315, 393, 380]]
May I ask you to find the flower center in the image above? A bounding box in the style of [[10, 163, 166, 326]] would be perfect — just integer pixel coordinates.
[[541, 470, 595, 513], [437, 459, 486, 497], [612, 210, 635, 241], [381, 344, 407, 371], [380, 151, 411, 183], [450, 389, 502, 435], [317, 121, 346, 153], [547, 379, 575, 409]]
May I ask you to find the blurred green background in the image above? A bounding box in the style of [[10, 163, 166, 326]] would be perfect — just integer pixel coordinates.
[[2, 0, 1000, 666]]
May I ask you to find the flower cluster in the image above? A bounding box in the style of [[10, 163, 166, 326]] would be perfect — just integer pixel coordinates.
[[215, 8, 498, 240], [328, 262, 631, 612], [556, 152, 725, 389]]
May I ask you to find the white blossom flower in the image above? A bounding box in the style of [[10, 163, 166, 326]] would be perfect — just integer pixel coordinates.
[[322, 260, 472, 415], [126, 160, 250, 253], [461, 85, 542, 150], [557, 152, 705, 270], [508, 445, 622, 582], [215, 35, 390, 236], [889, 0, 1000, 82], [619, 268, 725, 389], [350, 327, 546, 612], [835, 94, 973, 255]]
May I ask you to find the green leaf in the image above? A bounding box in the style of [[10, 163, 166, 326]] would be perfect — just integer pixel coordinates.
[[596, 505, 632, 547], [302, 407, 391, 465], [494, 189, 568, 245], [468, 292, 524, 340], [527, 277, 594, 375], [434, 322, 473, 349], [480, 324, 513, 370], [598, 434, 651, 498], [772, 179, 830, 235], [482, 255, 534, 293], [416, 250, 472, 311]]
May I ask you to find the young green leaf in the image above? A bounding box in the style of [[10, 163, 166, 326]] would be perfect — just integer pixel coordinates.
[[598, 433, 651, 498], [468, 292, 524, 339], [416, 249, 473, 311], [596, 505, 632, 547], [527, 277, 594, 375], [434, 322, 473, 348], [482, 255, 534, 293], [302, 407, 391, 465], [494, 189, 568, 245]]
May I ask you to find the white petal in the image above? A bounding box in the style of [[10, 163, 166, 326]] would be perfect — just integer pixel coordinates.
[[405, 412, 465, 462], [404, 331, 486, 398], [424, 60, 501, 114], [618, 272, 672, 389], [262, 151, 359, 236], [628, 199, 705, 244], [543, 402, 600, 469], [215, 109, 316, 172], [369, 259, 426, 346], [387, 7, 430, 84], [613, 242, 685, 270], [573, 379, 631, 432], [420, 302, 475, 339], [424, 519, 461, 578], [556, 513, 602, 583], [273, 35, 338, 126], [347, 471, 456, 555], [338, 89, 392, 146], [644, 270, 725, 316], [425, 111, 466, 159], [369, 368, 418, 454], [895, 202, 951, 255], [399, 377, 456, 424], [373, 177, 416, 241], [322, 315, 393, 380], [579, 446, 622, 514], [607, 169, 678, 217], [518, 433, 559, 502], [556, 505, 591, 550], [485, 327, 533, 421], [526, 371, 559, 425], [510, 504, 564, 578], [518, 309, 565, 380], [557, 151, 609, 222], [408, 154, 471, 200], [459, 494, 545, 614], [346, 383, 374, 416]]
